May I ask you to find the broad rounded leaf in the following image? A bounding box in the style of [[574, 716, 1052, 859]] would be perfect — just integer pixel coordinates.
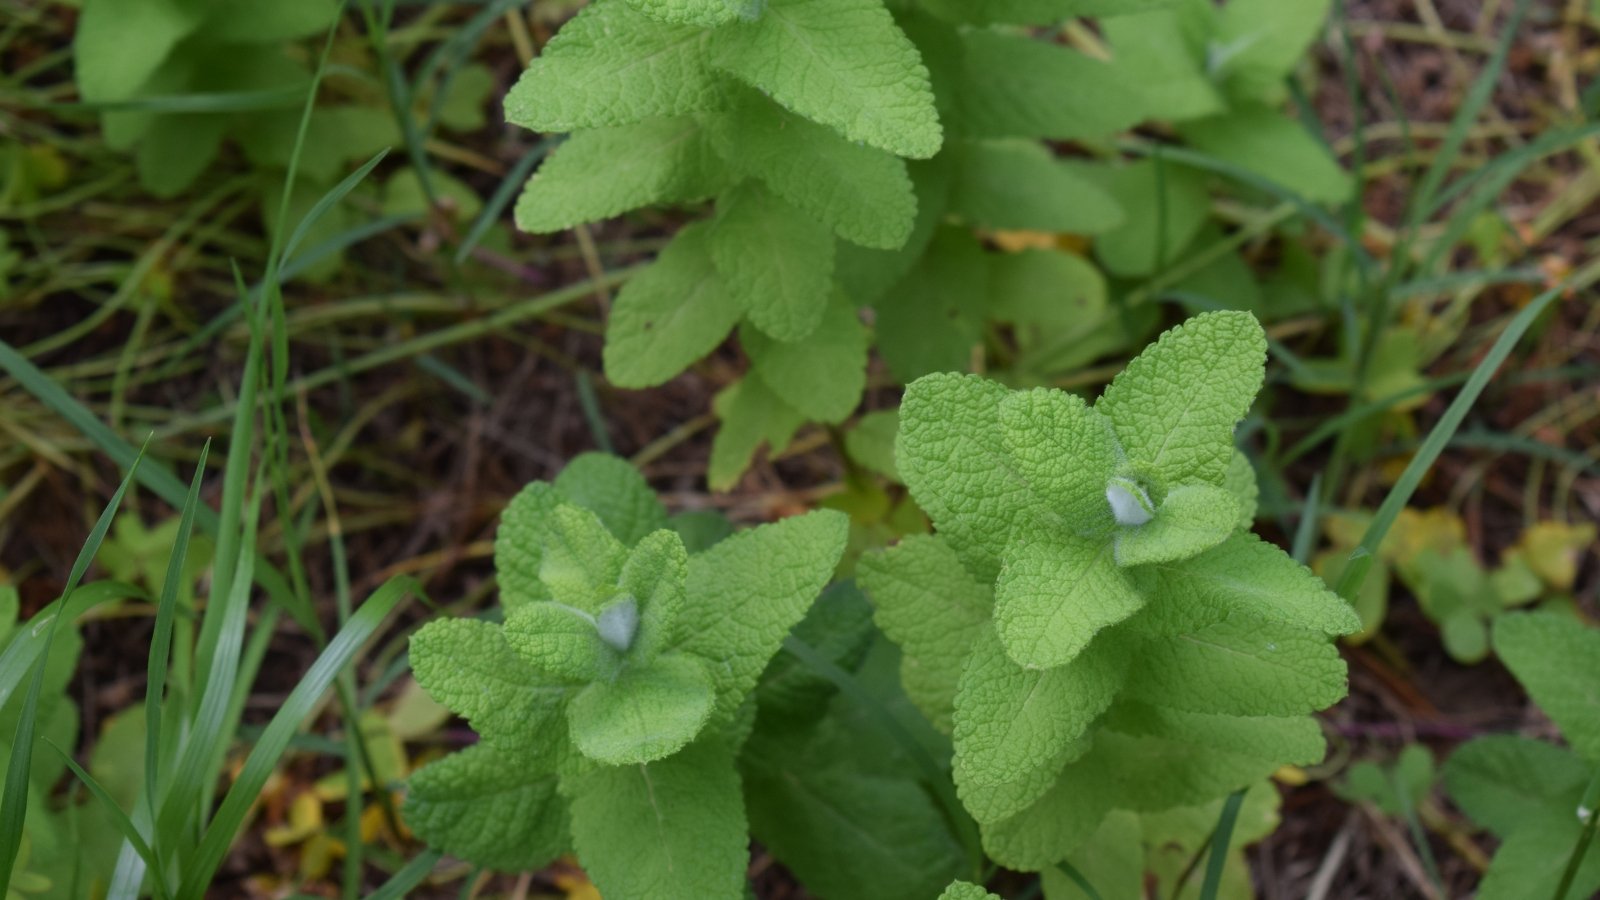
[[567, 653, 716, 765], [603, 222, 743, 388], [994, 533, 1142, 670], [998, 388, 1119, 533], [403, 743, 567, 872], [710, 182, 836, 342], [1112, 483, 1239, 567], [409, 618, 567, 759]]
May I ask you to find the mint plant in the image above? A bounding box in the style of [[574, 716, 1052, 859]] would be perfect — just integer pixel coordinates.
[[1443, 612, 1600, 900], [858, 311, 1360, 879], [505, 0, 1350, 487], [404, 453, 848, 895]]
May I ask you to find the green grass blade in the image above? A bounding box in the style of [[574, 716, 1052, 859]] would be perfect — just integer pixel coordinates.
[[1198, 788, 1246, 900], [278, 149, 391, 267], [0, 582, 145, 712], [144, 441, 211, 839], [1334, 286, 1562, 601], [45, 740, 170, 900], [177, 577, 420, 896], [1054, 862, 1103, 900], [454, 139, 554, 263], [40, 87, 307, 114], [0, 445, 144, 889], [365, 849, 443, 900]]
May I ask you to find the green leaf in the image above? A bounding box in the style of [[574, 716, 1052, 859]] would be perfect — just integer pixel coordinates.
[[1049, 810, 1144, 900], [497, 482, 562, 611], [503, 602, 617, 683], [998, 388, 1119, 533], [1091, 159, 1211, 277], [874, 228, 989, 383], [505, 0, 717, 131], [603, 221, 743, 388], [626, 0, 750, 27], [1444, 735, 1590, 837], [567, 653, 716, 764], [403, 743, 567, 872], [953, 30, 1147, 141], [709, 0, 941, 158], [981, 753, 1114, 869], [858, 535, 992, 732], [553, 453, 671, 547], [1476, 819, 1600, 900], [994, 534, 1142, 670], [196, 0, 336, 42], [1155, 533, 1361, 636], [953, 627, 1124, 789], [834, 154, 955, 304], [73, 0, 203, 102], [1494, 612, 1600, 761], [514, 116, 725, 233], [1100, 4, 1222, 122], [1212, 0, 1332, 103], [707, 373, 806, 491], [946, 141, 1124, 234], [409, 618, 567, 759], [541, 504, 630, 610], [1112, 484, 1239, 567], [1178, 108, 1351, 205], [1121, 617, 1347, 717], [742, 292, 868, 424], [1223, 449, 1259, 529], [922, 0, 1179, 24], [710, 181, 836, 342], [563, 739, 749, 899], [1092, 704, 1326, 809], [677, 510, 849, 723], [845, 409, 901, 481], [938, 882, 1002, 900], [1095, 310, 1266, 486], [709, 88, 917, 249], [622, 529, 690, 661], [897, 371, 1058, 583]]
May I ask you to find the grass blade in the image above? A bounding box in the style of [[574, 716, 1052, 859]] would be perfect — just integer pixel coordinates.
[[1054, 862, 1103, 900], [178, 577, 420, 896], [454, 139, 554, 263], [278, 149, 392, 267], [1334, 287, 1562, 601], [365, 849, 443, 900], [45, 741, 170, 900], [1199, 788, 1247, 900], [0, 445, 144, 889]]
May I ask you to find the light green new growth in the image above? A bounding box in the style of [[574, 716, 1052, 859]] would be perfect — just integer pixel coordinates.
[[867, 311, 1358, 875], [407, 453, 847, 896]]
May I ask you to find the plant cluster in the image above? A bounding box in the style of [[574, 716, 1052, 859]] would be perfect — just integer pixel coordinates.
[[405, 453, 850, 896], [506, 0, 1348, 486], [858, 311, 1360, 882]]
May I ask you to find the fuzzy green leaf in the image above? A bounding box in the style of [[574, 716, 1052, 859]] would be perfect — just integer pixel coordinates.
[[1153, 533, 1360, 635], [994, 534, 1143, 670], [953, 627, 1124, 789], [496, 482, 562, 611], [1112, 483, 1239, 567], [567, 653, 716, 765], [897, 372, 1060, 583], [1494, 612, 1600, 762], [553, 453, 671, 547], [403, 743, 567, 872], [709, 89, 917, 249], [1443, 735, 1590, 838], [1095, 310, 1266, 486], [858, 535, 992, 732], [677, 510, 850, 722], [505, 0, 718, 131], [742, 292, 868, 424], [409, 618, 567, 759], [603, 221, 743, 388], [1212, 0, 1333, 103], [541, 504, 629, 611], [709, 0, 941, 158], [1121, 617, 1347, 716], [947, 141, 1123, 234], [981, 753, 1114, 869], [1475, 820, 1600, 900], [707, 373, 806, 491], [938, 882, 1002, 900], [503, 602, 617, 683], [73, 0, 203, 102], [710, 182, 836, 342], [626, 0, 749, 27], [622, 529, 690, 662], [515, 117, 725, 233], [998, 388, 1119, 533], [563, 739, 749, 899], [954, 30, 1147, 141]]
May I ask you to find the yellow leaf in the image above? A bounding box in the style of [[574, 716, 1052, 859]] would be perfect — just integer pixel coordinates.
[[264, 792, 324, 847], [1515, 521, 1597, 591], [1272, 765, 1309, 786]]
